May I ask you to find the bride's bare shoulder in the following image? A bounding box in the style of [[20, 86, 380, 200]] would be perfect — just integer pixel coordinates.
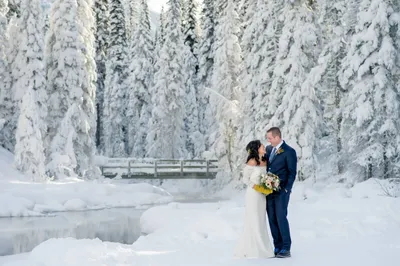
[[246, 159, 257, 166]]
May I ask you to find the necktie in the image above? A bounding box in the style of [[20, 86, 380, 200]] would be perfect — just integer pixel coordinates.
[[269, 147, 276, 162]]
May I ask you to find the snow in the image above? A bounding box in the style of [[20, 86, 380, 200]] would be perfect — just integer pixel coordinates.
[[0, 148, 173, 217], [0, 180, 172, 217], [1, 179, 399, 265]]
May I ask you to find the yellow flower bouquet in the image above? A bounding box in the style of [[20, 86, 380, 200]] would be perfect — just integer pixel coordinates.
[[254, 172, 281, 195]]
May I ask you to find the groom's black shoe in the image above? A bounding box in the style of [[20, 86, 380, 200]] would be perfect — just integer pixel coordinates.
[[274, 248, 280, 256], [276, 249, 291, 258]]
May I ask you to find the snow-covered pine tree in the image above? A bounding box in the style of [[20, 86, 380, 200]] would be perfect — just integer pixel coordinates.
[[0, 0, 13, 151], [46, 0, 98, 179], [183, 45, 203, 158], [266, 0, 321, 181], [306, 0, 347, 176], [339, 0, 400, 181], [103, 0, 129, 157], [94, 0, 109, 150], [45, 1, 70, 146], [181, 0, 203, 158], [14, 88, 47, 181], [240, 0, 270, 144], [197, 0, 217, 152], [1, 7, 21, 151], [146, 0, 187, 158], [126, 0, 153, 157], [252, 0, 286, 139], [13, 0, 47, 181], [11, 0, 46, 110], [211, 0, 243, 181], [262, 0, 289, 129]]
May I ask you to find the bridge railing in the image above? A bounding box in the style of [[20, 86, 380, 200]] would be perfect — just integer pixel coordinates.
[[99, 159, 219, 179]]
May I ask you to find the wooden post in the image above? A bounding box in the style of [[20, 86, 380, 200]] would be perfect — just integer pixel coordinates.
[[128, 160, 131, 178], [180, 160, 184, 177], [154, 160, 158, 178], [206, 160, 210, 177]]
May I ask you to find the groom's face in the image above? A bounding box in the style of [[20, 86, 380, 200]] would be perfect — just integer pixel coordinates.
[[266, 132, 281, 147]]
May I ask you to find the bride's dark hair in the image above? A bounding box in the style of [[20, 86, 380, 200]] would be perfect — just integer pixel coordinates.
[[246, 140, 266, 165]]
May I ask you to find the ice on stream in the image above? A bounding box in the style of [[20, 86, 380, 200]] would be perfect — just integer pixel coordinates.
[[0, 207, 142, 256]]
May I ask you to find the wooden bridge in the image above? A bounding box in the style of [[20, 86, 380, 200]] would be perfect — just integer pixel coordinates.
[[99, 159, 219, 179]]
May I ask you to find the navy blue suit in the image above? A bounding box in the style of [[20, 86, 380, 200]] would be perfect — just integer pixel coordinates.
[[265, 141, 297, 251]]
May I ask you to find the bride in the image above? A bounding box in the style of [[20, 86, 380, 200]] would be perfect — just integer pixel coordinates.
[[234, 140, 274, 258]]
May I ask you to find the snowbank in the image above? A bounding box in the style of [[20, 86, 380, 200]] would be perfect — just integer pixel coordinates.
[[0, 180, 173, 217], [0, 148, 172, 217]]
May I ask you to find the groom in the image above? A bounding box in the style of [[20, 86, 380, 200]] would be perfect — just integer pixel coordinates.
[[265, 127, 297, 258]]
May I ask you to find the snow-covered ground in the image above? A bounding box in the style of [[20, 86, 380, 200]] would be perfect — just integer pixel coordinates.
[[0, 148, 173, 217], [2, 179, 399, 265]]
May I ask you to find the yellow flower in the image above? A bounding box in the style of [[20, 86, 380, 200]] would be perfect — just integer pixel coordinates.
[[276, 148, 284, 155], [253, 185, 273, 195]]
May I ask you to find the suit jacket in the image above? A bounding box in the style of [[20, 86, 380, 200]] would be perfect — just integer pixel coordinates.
[[264, 141, 297, 192]]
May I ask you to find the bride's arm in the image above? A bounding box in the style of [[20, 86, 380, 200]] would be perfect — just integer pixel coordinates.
[[242, 167, 255, 186], [242, 160, 258, 187], [249, 169, 261, 185]]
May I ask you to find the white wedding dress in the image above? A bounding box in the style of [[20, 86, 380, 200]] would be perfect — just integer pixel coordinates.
[[234, 165, 274, 258]]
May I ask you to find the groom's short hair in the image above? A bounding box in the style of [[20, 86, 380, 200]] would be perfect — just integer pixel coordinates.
[[267, 127, 281, 138]]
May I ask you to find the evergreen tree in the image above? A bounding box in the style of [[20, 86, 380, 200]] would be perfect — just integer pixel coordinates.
[[211, 0, 243, 179], [339, 0, 400, 180], [252, 0, 285, 138], [126, 0, 154, 157], [183, 45, 203, 158], [2, 10, 21, 151], [241, 0, 274, 143], [146, 0, 187, 158], [15, 89, 47, 181], [46, 0, 98, 178], [308, 0, 347, 175], [0, 0, 13, 151], [13, 0, 47, 182], [182, 0, 203, 158], [267, 0, 321, 181], [103, 0, 129, 157], [94, 0, 110, 150], [197, 0, 217, 151]]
